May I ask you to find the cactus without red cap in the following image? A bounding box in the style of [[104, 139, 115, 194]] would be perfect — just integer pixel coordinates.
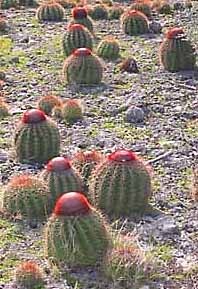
[[97, 37, 120, 60], [36, 2, 65, 22], [89, 149, 152, 217], [121, 10, 149, 35], [38, 95, 62, 115], [14, 109, 60, 164], [45, 192, 111, 266], [62, 99, 83, 123]]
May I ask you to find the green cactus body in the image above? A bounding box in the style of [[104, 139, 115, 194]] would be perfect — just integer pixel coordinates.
[[38, 95, 62, 115], [18, 0, 38, 7], [62, 48, 103, 85], [159, 28, 196, 72], [63, 24, 93, 57], [14, 109, 60, 164], [36, 2, 65, 22], [108, 6, 124, 20], [130, 3, 152, 18], [88, 4, 108, 20], [15, 262, 45, 289], [97, 37, 120, 60], [89, 150, 152, 217], [0, 0, 17, 9], [62, 99, 83, 123], [2, 175, 50, 220], [41, 157, 83, 205], [158, 4, 172, 14], [45, 192, 111, 266], [121, 10, 149, 36], [71, 6, 94, 32]]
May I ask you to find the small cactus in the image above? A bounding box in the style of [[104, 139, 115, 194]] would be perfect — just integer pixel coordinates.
[[130, 3, 152, 18], [108, 5, 124, 20], [192, 167, 198, 201], [62, 99, 83, 123], [14, 109, 60, 164], [62, 48, 103, 85], [15, 261, 45, 289], [63, 23, 93, 56], [2, 175, 50, 220], [0, 98, 9, 119], [45, 192, 111, 267], [72, 150, 104, 188], [121, 10, 149, 36], [157, 3, 172, 14], [89, 149, 152, 217], [70, 6, 94, 33], [0, 0, 17, 9], [159, 27, 196, 72], [41, 156, 83, 205], [88, 4, 108, 20], [97, 37, 120, 60], [37, 95, 62, 115], [36, 2, 65, 22]]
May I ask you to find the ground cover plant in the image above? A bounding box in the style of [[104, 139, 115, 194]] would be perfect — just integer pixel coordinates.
[[0, 1, 197, 289]]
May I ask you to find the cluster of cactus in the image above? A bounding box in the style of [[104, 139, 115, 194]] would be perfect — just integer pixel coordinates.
[[89, 149, 152, 217], [72, 150, 104, 188], [15, 261, 45, 289], [130, 2, 152, 18], [97, 37, 120, 60], [0, 16, 7, 32], [62, 48, 103, 85], [45, 192, 111, 266], [192, 166, 198, 201], [88, 4, 108, 20], [14, 109, 60, 164], [70, 7, 94, 33], [37, 94, 62, 115], [159, 27, 196, 72], [108, 5, 124, 20], [1, 175, 50, 220], [0, 0, 17, 9], [18, 0, 38, 7], [41, 156, 83, 205], [0, 98, 9, 119], [36, 2, 65, 22], [121, 10, 149, 36], [63, 23, 93, 57]]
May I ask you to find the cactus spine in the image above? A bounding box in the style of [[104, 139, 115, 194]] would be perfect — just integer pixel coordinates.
[[70, 7, 94, 33], [36, 2, 65, 22], [14, 109, 60, 164], [121, 10, 149, 35], [62, 48, 103, 85], [63, 24, 93, 57], [41, 157, 83, 205], [89, 150, 152, 217], [45, 192, 111, 266], [97, 37, 120, 60], [2, 175, 50, 220], [159, 28, 196, 72]]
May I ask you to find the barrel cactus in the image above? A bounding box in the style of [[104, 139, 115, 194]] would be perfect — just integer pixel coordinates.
[[108, 5, 124, 20], [63, 23, 93, 57], [62, 48, 103, 85], [62, 99, 83, 123], [159, 27, 196, 72], [121, 10, 149, 36], [14, 109, 60, 164], [41, 156, 83, 205], [15, 262, 45, 289], [88, 4, 108, 20], [72, 150, 104, 188], [45, 192, 111, 266], [89, 149, 152, 217], [97, 37, 120, 60], [38, 95, 62, 115], [36, 2, 65, 22], [1, 175, 50, 221], [0, 0, 17, 9], [18, 0, 38, 7], [70, 6, 94, 33], [130, 3, 152, 18]]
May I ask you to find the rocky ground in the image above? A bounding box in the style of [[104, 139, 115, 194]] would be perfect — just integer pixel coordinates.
[[0, 2, 197, 289]]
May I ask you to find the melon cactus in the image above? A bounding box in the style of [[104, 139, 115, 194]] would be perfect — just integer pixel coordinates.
[[108, 5, 124, 20], [97, 37, 120, 60], [121, 10, 149, 35], [89, 149, 152, 217], [36, 2, 65, 22], [130, 3, 152, 18], [45, 192, 111, 266], [14, 109, 60, 164], [62, 48, 103, 85], [88, 4, 108, 20], [41, 157, 83, 205], [159, 27, 196, 72], [63, 23, 93, 57], [70, 6, 94, 33]]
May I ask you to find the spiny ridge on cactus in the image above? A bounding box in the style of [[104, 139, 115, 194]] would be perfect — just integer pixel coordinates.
[[0, 0, 17, 9], [2, 175, 50, 220], [121, 10, 149, 35], [89, 149, 152, 217], [63, 23, 93, 56], [62, 48, 103, 85], [45, 192, 111, 266], [15, 261, 45, 289], [41, 156, 83, 205], [62, 99, 83, 123], [14, 109, 60, 164], [97, 37, 120, 60], [36, 2, 65, 22], [71, 6, 93, 32], [38, 95, 62, 115], [159, 27, 196, 72]]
